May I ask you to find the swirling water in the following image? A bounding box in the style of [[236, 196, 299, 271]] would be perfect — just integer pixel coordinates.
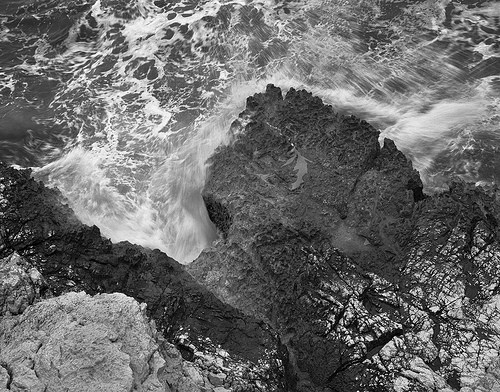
[[0, 0, 499, 262]]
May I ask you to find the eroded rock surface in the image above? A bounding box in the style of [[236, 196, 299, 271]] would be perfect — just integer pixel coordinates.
[[2, 85, 500, 392], [0, 292, 165, 391], [188, 85, 500, 391], [0, 252, 44, 316], [0, 162, 283, 390], [0, 291, 255, 392]]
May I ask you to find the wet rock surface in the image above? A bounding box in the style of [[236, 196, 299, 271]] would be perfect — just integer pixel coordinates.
[[188, 85, 500, 391]]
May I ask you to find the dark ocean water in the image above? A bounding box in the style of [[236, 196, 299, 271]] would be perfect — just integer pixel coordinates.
[[0, 0, 499, 262]]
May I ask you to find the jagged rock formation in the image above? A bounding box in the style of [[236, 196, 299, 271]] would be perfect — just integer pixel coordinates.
[[188, 85, 500, 391], [0, 162, 283, 390], [0, 290, 248, 392], [2, 85, 500, 392], [0, 253, 277, 392]]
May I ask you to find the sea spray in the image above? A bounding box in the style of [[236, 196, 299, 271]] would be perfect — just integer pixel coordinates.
[[35, 78, 288, 262], [0, 0, 498, 262]]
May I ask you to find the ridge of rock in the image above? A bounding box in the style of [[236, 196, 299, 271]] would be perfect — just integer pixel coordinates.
[[188, 85, 500, 391], [2, 85, 500, 391]]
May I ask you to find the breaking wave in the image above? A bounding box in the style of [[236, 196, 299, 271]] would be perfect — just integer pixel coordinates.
[[0, 0, 498, 262]]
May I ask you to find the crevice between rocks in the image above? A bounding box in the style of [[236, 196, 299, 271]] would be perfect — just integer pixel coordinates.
[[203, 194, 233, 238], [1, 362, 13, 389]]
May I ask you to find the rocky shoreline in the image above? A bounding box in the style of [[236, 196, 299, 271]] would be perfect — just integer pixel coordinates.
[[0, 160, 282, 391], [2, 85, 500, 391]]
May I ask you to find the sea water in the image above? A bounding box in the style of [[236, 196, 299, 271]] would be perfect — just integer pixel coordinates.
[[0, 0, 498, 262]]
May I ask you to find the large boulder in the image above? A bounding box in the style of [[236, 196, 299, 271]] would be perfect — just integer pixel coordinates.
[[188, 85, 500, 391]]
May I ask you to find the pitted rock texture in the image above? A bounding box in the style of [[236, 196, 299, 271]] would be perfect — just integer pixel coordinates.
[[188, 85, 500, 391], [0, 292, 241, 392], [0, 252, 44, 316], [0, 162, 283, 390], [0, 292, 165, 392]]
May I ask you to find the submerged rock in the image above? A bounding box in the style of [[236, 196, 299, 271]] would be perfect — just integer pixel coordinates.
[[188, 85, 500, 391]]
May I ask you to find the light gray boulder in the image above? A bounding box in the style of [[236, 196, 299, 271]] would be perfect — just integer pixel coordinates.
[[0, 292, 184, 392], [0, 252, 43, 316]]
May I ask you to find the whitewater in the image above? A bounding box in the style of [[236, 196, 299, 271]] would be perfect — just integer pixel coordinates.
[[0, 0, 498, 262]]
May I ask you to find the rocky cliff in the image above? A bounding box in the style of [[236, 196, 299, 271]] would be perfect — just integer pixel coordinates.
[[0, 291, 167, 391], [188, 85, 500, 392], [2, 85, 500, 392]]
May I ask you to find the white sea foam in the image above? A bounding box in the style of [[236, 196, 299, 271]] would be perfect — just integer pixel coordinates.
[[382, 99, 487, 173], [16, 0, 497, 262]]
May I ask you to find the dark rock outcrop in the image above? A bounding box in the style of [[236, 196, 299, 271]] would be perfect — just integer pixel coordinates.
[[0, 162, 283, 391], [188, 85, 500, 391], [3, 85, 500, 392]]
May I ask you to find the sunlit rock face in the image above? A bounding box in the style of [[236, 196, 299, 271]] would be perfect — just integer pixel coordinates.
[[0, 292, 166, 392], [0, 252, 44, 316], [2, 85, 500, 392], [0, 291, 252, 392], [188, 85, 500, 392]]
